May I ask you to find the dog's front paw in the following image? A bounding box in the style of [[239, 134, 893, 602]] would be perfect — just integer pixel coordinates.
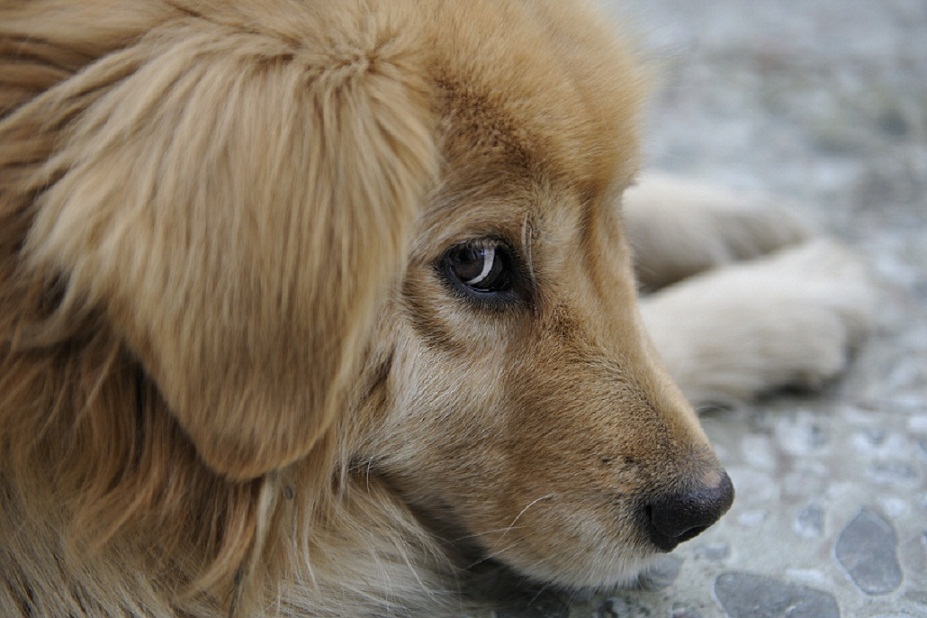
[[624, 172, 812, 290], [640, 239, 876, 404]]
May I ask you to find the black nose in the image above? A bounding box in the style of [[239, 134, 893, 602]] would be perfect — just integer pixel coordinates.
[[644, 471, 734, 551]]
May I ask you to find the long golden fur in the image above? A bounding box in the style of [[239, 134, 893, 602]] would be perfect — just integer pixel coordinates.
[[0, 1, 873, 616]]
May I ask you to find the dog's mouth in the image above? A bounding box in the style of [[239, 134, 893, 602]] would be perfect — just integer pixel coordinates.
[[367, 462, 733, 591], [400, 491, 722, 591]]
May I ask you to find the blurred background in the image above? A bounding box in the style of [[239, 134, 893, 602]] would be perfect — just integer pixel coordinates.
[[494, 1, 927, 616]]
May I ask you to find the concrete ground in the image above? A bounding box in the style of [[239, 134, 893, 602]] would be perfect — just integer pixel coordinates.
[[490, 1, 927, 616]]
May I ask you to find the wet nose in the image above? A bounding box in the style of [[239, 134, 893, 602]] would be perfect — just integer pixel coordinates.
[[644, 471, 734, 551]]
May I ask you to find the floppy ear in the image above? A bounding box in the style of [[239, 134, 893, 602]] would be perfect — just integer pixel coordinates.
[[24, 19, 437, 479]]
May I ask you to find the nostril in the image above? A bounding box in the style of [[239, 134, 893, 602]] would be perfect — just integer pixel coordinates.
[[645, 471, 734, 551]]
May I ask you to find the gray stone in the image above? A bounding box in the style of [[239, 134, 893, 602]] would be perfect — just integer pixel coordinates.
[[776, 414, 830, 456], [866, 460, 920, 487], [669, 604, 703, 618], [808, 423, 828, 448], [595, 597, 651, 618], [714, 572, 839, 618], [835, 509, 903, 595], [861, 427, 888, 447], [916, 436, 927, 462], [795, 503, 826, 539], [693, 543, 731, 561]]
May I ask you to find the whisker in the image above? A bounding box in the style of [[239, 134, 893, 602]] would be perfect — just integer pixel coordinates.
[[465, 538, 525, 569], [528, 581, 554, 606], [522, 212, 536, 284], [463, 495, 557, 569], [500, 493, 554, 542]]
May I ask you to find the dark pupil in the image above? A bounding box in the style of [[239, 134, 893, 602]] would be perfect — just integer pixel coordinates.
[[449, 245, 508, 291]]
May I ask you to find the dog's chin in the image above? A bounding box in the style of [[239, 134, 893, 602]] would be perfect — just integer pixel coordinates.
[[496, 542, 663, 593], [389, 480, 667, 600], [423, 510, 662, 597], [465, 550, 662, 608]]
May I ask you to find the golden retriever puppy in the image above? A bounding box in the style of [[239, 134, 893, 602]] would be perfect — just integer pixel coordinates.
[[0, 1, 872, 616]]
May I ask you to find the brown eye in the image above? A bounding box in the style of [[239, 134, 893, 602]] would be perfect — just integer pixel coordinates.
[[442, 240, 514, 295]]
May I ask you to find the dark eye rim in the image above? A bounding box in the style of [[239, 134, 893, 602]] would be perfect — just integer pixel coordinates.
[[436, 237, 529, 310]]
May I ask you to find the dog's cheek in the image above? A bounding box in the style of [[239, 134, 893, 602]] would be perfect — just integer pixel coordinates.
[[359, 329, 511, 506]]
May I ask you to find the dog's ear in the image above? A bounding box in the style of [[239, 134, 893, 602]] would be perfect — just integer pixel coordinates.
[[24, 21, 437, 479]]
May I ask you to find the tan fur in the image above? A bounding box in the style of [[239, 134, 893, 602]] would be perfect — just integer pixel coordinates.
[[0, 1, 873, 616]]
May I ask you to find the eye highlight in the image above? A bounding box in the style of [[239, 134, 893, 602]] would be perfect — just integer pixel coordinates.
[[439, 238, 525, 307], [447, 243, 509, 292]]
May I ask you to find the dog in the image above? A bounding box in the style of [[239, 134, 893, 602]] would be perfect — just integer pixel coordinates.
[[0, 1, 873, 616]]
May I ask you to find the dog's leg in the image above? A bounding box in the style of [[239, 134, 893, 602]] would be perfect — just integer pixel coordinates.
[[624, 172, 812, 290], [639, 239, 875, 405]]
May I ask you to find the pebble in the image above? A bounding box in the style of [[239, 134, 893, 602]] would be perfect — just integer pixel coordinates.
[[596, 597, 645, 618], [794, 502, 826, 539], [713, 572, 839, 618], [693, 542, 730, 561], [775, 414, 830, 456], [908, 415, 927, 432], [835, 508, 903, 595], [737, 509, 768, 527], [669, 604, 703, 618], [877, 496, 909, 518], [865, 460, 919, 488]]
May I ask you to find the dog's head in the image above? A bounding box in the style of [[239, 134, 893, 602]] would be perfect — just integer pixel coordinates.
[[2, 0, 731, 597], [353, 3, 734, 589]]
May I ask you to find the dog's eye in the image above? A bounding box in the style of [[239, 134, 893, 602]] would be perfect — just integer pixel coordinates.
[[445, 242, 511, 293], [439, 239, 525, 307]]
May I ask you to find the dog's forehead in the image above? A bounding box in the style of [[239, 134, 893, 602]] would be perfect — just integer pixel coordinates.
[[426, 0, 645, 200]]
